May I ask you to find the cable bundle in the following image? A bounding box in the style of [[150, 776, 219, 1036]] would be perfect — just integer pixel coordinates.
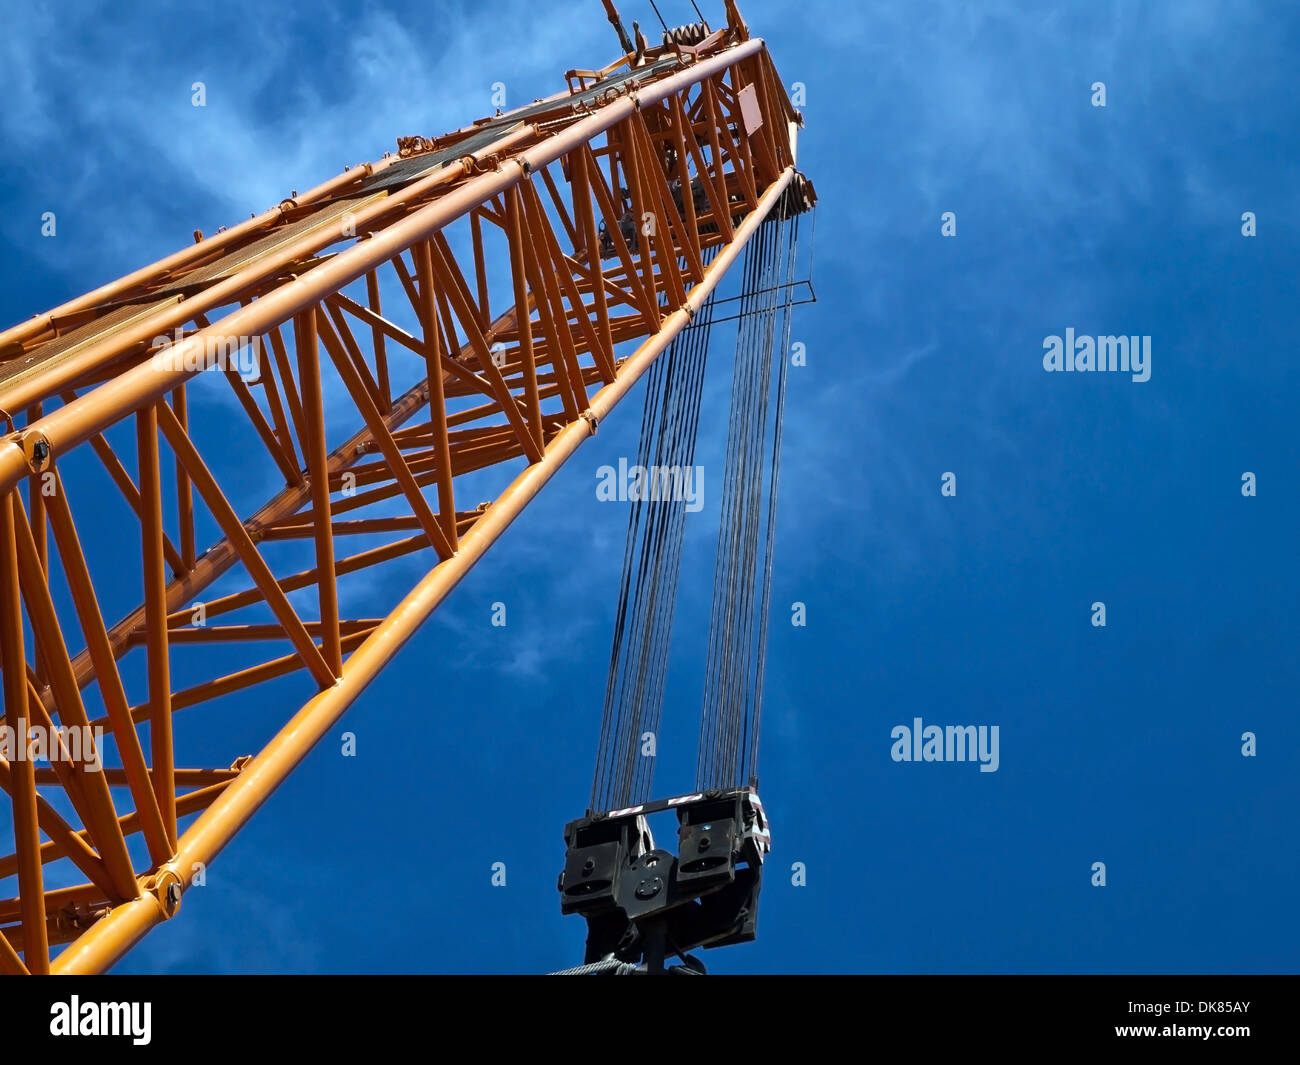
[[589, 211, 801, 813], [590, 249, 718, 813], [696, 215, 799, 792]]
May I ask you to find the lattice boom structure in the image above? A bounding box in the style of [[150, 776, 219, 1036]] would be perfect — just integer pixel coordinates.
[[0, 3, 814, 973]]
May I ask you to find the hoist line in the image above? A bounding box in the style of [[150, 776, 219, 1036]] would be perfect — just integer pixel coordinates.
[[597, 292, 708, 809], [590, 250, 717, 812], [629, 280, 715, 803], [606, 308, 710, 808], [740, 214, 798, 786], [590, 350, 660, 808], [699, 222, 771, 788], [614, 364, 677, 804], [697, 215, 797, 791], [613, 350, 673, 805], [742, 212, 799, 785], [733, 216, 787, 783], [697, 237, 749, 786], [729, 219, 781, 785], [590, 211, 800, 810]]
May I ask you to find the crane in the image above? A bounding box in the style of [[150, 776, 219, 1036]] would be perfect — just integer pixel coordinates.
[[0, 0, 814, 974]]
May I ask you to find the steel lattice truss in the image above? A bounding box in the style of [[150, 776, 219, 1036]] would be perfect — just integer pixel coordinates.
[[0, 7, 814, 973]]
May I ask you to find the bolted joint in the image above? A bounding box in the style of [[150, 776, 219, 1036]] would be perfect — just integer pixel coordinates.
[[21, 430, 52, 473], [580, 410, 599, 435], [147, 869, 184, 919]]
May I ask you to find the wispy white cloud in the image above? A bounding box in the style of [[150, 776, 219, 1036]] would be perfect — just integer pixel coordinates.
[[0, 0, 613, 287]]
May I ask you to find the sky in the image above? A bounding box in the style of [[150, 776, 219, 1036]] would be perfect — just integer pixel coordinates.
[[1, 0, 1298, 974]]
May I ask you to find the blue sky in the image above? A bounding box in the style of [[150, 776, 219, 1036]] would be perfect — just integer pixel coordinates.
[[1, 0, 1298, 973]]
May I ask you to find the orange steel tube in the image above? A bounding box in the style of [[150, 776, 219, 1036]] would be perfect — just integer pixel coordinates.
[[31, 767, 241, 787], [521, 182, 611, 387], [0, 759, 116, 892], [0, 492, 49, 972], [10, 505, 139, 899], [26, 403, 46, 574], [0, 159, 397, 352], [171, 386, 196, 570], [364, 270, 391, 413], [125, 620, 380, 646], [414, 242, 459, 548], [315, 311, 454, 560], [521, 184, 562, 433], [1, 780, 234, 879], [164, 535, 428, 625], [138, 402, 177, 847], [80, 423, 186, 574], [0, 40, 766, 493], [62, 352, 436, 697], [0, 920, 28, 975], [154, 400, 336, 689], [50, 165, 794, 975], [0, 129, 536, 416], [43, 474, 174, 865], [426, 238, 545, 463], [295, 310, 342, 675], [267, 324, 310, 454], [514, 199, 581, 421]]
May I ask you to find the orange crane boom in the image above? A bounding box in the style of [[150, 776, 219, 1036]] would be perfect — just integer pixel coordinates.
[[0, 4, 814, 974]]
